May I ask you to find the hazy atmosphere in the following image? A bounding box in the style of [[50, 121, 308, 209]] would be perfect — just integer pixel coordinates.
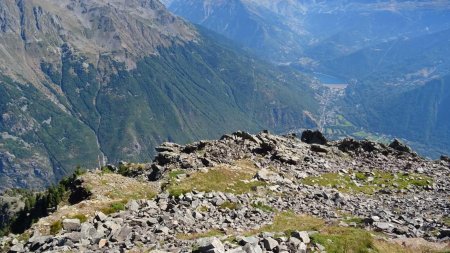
[[0, 1, 449, 252]]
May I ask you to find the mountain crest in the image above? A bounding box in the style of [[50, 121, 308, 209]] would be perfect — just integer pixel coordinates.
[[0, 0, 197, 84]]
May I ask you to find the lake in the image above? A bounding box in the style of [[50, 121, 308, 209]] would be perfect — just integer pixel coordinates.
[[314, 72, 349, 89]]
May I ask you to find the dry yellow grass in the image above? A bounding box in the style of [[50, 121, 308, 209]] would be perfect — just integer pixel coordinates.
[[167, 160, 266, 196], [83, 172, 158, 200], [242, 211, 449, 253], [31, 171, 158, 235], [176, 229, 225, 240]]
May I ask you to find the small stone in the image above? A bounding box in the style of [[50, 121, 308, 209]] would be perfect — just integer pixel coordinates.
[[213, 197, 225, 206], [439, 229, 450, 239], [415, 167, 425, 173], [197, 237, 225, 253], [371, 216, 380, 222], [127, 200, 140, 212], [298, 242, 307, 253], [263, 237, 279, 250], [239, 236, 259, 246], [316, 243, 326, 251], [374, 222, 392, 231], [63, 219, 81, 232], [155, 226, 170, 235], [9, 243, 24, 253], [292, 231, 310, 244], [288, 237, 301, 246], [98, 239, 108, 248], [147, 217, 159, 225], [104, 221, 121, 236], [227, 247, 246, 253], [243, 243, 263, 253], [65, 232, 82, 243], [111, 225, 132, 243], [193, 211, 204, 219], [80, 223, 98, 240], [95, 212, 107, 222]]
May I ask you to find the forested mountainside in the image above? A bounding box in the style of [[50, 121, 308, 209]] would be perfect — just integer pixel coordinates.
[[0, 0, 319, 190], [165, 0, 450, 158], [326, 29, 450, 157]]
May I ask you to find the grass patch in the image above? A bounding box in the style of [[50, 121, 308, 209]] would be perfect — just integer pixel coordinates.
[[250, 211, 325, 236], [17, 231, 31, 242], [372, 240, 417, 253], [443, 217, 450, 227], [312, 227, 436, 253], [100, 166, 115, 174], [219, 201, 240, 210], [311, 227, 375, 253], [176, 229, 225, 240], [82, 172, 157, 201], [245, 211, 444, 253], [197, 205, 209, 212], [167, 163, 266, 197], [68, 214, 88, 223], [117, 163, 147, 177], [301, 171, 432, 194], [344, 216, 365, 225], [251, 202, 275, 212], [338, 211, 366, 226], [100, 200, 127, 215], [50, 220, 63, 235], [169, 169, 186, 180]]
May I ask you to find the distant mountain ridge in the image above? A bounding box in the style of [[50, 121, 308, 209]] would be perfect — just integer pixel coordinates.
[[332, 29, 450, 157], [165, 0, 450, 158], [166, 0, 450, 63], [0, 0, 319, 190]]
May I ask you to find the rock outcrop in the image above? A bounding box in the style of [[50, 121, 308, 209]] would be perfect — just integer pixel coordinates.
[[1, 130, 449, 252]]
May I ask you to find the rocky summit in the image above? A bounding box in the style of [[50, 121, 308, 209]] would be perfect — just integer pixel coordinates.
[[1, 131, 450, 252]]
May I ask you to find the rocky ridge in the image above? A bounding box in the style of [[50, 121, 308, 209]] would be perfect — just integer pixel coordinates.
[[1, 130, 450, 252]]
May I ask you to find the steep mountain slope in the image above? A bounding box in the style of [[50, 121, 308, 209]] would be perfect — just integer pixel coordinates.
[[326, 29, 450, 157], [165, 0, 450, 158], [0, 0, 319, 190], [366, 77, 450, 157], [323, 28, 450, 83], [167, 0, 308, 62]]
